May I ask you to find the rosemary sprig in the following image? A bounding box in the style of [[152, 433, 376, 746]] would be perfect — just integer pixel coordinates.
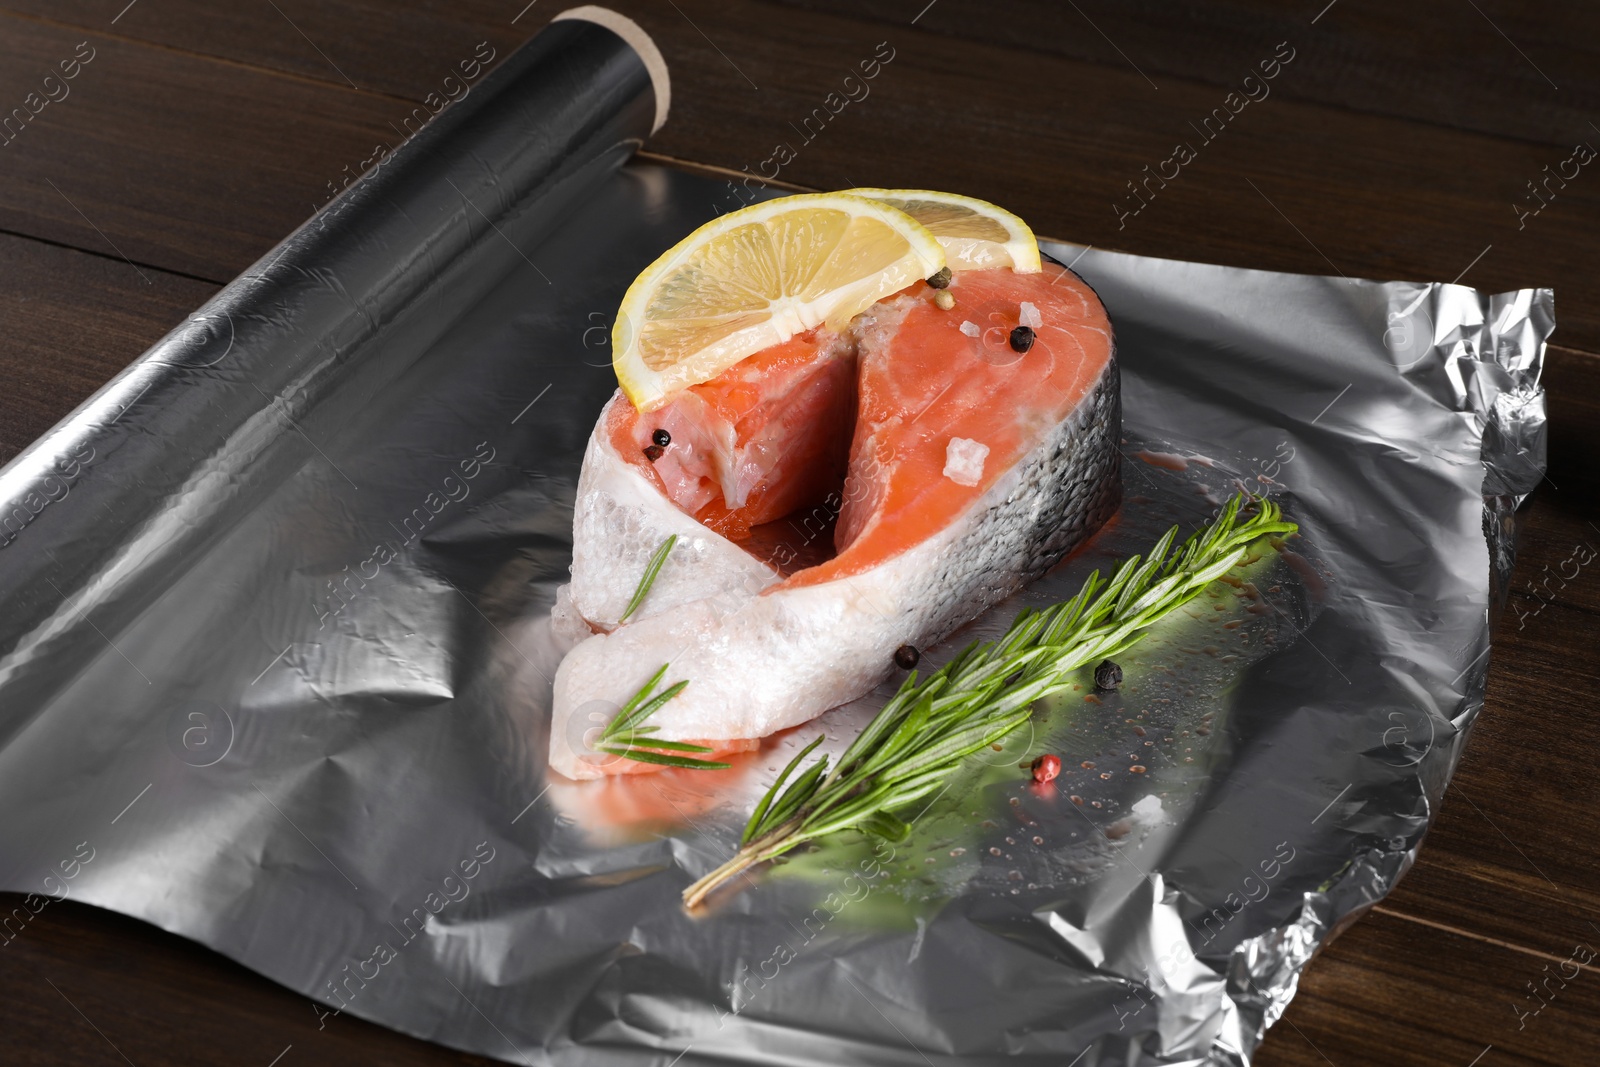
[[595, 663, 731, 770], [619, 534, 677, 623], [681, 493, 1297, 908]]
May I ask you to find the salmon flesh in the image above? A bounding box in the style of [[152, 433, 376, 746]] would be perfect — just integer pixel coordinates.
[[550, 262, 1120, 779]]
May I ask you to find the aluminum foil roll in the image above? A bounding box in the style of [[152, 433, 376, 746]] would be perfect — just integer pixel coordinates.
[[0, 12, 1549, 1066]]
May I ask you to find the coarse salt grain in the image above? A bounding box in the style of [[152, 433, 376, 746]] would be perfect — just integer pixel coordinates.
[[1131, 794, 1165, 824], [943, 436, 989, 487], [1019, 301, 1042, 329], [959, 320, 980, 337]]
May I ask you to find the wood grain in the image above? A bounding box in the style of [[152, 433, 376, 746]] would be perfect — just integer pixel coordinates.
[[601, 0, 1600, 349], [0, 16, 415, 281], [0, 1, 524, 104], [3, 2, 1598, 351], [776, 0, 1600, 147], [0, 896, 499, 1066], [0, 1, 1596, 1065], [11, 0, 1596, 149], [0, 233, 215, 461], [1267, 907, 1600, 1067]]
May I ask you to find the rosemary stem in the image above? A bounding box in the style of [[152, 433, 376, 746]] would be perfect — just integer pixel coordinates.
[[679, 494, 1298, 910], [682, 820, 801, 909]]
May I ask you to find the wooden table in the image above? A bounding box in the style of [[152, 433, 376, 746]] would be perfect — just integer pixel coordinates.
[[3, 3, 1597, 1063]]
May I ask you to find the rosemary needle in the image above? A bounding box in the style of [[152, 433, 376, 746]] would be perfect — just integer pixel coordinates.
[[680, 493, 1298, 908], [594, 663, 730, 770], [597, 534, 730, 769], [619, 534, 676, 623]]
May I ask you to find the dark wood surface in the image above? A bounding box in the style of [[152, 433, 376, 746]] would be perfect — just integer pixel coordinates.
[[1, 3, 1596, 1063]]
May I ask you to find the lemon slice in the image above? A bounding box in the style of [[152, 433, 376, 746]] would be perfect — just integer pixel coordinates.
[[614, 192, 945, 411], [845, 188, 1041, 273]]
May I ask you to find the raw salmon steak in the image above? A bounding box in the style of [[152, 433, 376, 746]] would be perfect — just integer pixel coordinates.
[[549, 261, 1120, 779]]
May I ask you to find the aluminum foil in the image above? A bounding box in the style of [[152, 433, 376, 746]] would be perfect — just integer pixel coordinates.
[[0, 13, 1550, 1066]]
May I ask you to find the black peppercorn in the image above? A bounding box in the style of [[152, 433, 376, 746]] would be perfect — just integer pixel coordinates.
[[652, 428, 671, 448], [643, 443, 664, 462], [925, 266, 952, 290], [893, 644, 920, 669], [1009, 325, 1035, 353], [1093, 659, 1123, 690]]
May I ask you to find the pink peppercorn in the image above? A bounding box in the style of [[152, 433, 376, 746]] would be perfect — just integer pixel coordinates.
[[1031, 754, 1061, 784]]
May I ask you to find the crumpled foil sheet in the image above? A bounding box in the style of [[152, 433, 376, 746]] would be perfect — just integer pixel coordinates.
[[0, 14, 1550, 1066]]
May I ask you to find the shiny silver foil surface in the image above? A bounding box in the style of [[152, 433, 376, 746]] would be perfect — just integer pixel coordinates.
[[0, 16, 1550, 1066]]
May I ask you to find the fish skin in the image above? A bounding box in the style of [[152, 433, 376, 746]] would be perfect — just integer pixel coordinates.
[[548, 335, 1120, 780], [563, 415, 781, 634]]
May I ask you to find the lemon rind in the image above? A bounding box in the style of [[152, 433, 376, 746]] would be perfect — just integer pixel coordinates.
[[613, 192, 945, 411], [844, 187, 1042, 274]]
